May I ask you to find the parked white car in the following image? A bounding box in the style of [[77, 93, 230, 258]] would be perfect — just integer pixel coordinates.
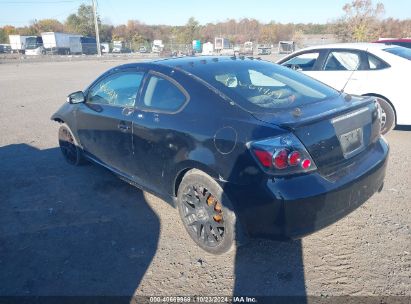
[[277, 43, 411, 134]]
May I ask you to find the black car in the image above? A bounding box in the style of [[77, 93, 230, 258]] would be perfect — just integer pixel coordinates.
[[52, 56, 389, 254]]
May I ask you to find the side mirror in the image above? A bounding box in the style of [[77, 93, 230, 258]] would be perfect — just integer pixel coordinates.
[[67, 91, 85, 104]]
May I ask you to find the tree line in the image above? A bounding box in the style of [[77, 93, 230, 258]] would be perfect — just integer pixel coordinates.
[[1, 1, 410, 49]]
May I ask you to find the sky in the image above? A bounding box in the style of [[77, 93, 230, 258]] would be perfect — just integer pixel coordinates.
[[0, 0, 410, 27]]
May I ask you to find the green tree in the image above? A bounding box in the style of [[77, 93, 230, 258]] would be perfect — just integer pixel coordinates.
[[181, 17, 199, 44], [334, 0, 385, 42], [30, 19, 64, 34], [259, 22, 277, 43], [65, 4, 98, 36], [0, 28, 7, 43]]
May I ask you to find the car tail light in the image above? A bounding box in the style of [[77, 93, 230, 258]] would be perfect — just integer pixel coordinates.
[[248, 133, 317, 176]]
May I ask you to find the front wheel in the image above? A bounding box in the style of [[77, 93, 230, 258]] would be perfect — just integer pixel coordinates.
[[177, 170, 238, 254], [58, 124, 84, 166]]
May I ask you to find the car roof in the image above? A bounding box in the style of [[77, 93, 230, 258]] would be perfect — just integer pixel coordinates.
[[299, 42, 397, 51], [110, 56, 263, 75], [374, 38, 411, 43], [153, 55, 255, 68]]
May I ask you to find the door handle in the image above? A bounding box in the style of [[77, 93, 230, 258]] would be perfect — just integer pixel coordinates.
[[118, 121, 131, 132]]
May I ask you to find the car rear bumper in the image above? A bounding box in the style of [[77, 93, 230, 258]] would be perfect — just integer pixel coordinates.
[[224, 138, 389, 239]]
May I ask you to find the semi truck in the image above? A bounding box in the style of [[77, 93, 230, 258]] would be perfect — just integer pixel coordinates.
[[9, 35, 32, 54], [25, 36, 44, 55], [41, 32, 82, 55], [69, 36, 97, 55]]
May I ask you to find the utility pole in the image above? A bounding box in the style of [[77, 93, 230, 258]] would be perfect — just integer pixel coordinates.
[[92, 0, 101, 56]]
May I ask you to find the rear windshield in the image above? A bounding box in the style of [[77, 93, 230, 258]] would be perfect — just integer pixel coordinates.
[[186, 59, 339, 113], [383, 46, 411, 60]]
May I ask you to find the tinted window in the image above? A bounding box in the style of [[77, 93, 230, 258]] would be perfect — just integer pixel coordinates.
[[367, 53, 388, 70], [142, 75, 187, 112], [190, 59, 339, 113], [384, 42, 411, 49], [282, 52, 320, 71], [87, 72, 144, 106], [383, 46, 411, 60], [324, 51, 360, 71]]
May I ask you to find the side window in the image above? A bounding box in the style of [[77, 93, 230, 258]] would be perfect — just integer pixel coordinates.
[[367, 53, 388, 70], [324, 51, 360, 71], [87, 71, 144, 107], [142, 75, 187, 112], [282, 52, 320, 71]]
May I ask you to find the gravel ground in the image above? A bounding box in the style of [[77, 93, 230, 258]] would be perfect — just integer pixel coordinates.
[[0, 58, 409, 299]]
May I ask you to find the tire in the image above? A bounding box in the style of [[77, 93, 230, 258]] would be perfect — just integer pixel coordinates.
[[58, 124, 85, 166], [176, 169, 238, 254], [369, 96, 396, 135]]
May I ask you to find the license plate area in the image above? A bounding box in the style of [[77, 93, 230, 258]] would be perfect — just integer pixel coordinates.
[[331, 107, 370, 159], [339, 127, 364, 158]]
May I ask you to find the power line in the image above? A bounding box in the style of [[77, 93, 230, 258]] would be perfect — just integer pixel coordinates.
[[0, 0, 81, 4]]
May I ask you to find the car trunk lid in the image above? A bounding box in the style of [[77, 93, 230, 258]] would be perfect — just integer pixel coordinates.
[[252, 94, 381, 177]]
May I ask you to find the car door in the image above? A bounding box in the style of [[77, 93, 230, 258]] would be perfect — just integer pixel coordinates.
[[131, 70, 190, 194], [280, 50, 325, 79], [307, 49, 369, 93], [75, 68, 145, 176]]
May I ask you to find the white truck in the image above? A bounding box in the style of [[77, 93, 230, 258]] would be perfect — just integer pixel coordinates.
[[278, 41, 295, 54], [152, 40, 164, 54], [41, 32, 82, 55], [112, 40, 124, 53], [101, 42, 110, 53], [202, 42, 214, 55], [9, 35, 32, 54], [214, 37, 236, 55]]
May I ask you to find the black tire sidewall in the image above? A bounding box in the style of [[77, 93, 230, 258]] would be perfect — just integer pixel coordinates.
[[376, 98, 396, 135], [58, 124, 84, 166], [177, 170, 236, 255]]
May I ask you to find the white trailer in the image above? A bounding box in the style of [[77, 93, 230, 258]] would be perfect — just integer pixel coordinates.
[[41, 32, 82, 55], [69, 36, 82, 54], [9, 35, 32, 53], [214, 37, 231, 53], [278, 41, 295, 54]]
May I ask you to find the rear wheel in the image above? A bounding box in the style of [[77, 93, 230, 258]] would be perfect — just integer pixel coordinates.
[[177, 170, 237, 254], [367, 96, 396, 135], [58, 124, 84, 166]]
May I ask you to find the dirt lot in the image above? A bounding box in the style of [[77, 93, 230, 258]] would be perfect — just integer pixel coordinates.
[[0, 58, 410, 299]]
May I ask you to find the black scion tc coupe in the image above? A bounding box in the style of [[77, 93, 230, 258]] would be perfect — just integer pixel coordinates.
[[52, 56, 389, 254]]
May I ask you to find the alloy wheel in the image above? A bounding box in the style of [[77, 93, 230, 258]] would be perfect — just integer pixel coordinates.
[[181, 184, 225, 248]]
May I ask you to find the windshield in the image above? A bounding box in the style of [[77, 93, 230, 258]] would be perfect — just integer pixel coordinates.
[[383, 46, 411, 61], [26, 37, 42, 49], [186, 59, 339, 113]]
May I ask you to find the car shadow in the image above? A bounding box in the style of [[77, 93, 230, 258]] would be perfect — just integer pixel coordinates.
[[1, 143, 313, 300], [0, 143, 159, 298], [221, 125, 320, 301]]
